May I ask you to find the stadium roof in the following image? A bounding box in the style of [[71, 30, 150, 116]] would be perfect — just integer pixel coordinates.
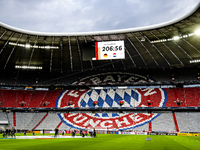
[[0, 2, 200, 72]]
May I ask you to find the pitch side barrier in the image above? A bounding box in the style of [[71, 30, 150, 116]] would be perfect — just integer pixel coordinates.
[[99, 131, 200, 136], [0, 107, 200, 112], [29, 130, 200, 136], [97, 131, 177, 136], [149, 132, 177, 136], [149, 132, 200, 137], [177, 133, 200, 137], [121, 132, 177, 136]]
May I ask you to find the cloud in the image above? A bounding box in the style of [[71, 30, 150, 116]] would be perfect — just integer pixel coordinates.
[[0, 0, 199, 33]]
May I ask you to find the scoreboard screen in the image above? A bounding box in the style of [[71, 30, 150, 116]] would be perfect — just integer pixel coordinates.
[[95, 41, 125, 60]]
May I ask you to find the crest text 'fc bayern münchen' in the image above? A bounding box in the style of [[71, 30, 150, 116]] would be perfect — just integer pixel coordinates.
[[55, 72, 167, 130]]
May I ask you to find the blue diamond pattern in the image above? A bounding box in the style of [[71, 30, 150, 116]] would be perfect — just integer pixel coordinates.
[[97, 96, 104, 107], [94, 113, 100, 117], [87, 98, 94, 107], [96, 90, 101, 95], [135, 93, 139, 101], [103, 89, 108, 93], [114, 93, 122, 105], [124, 92, 131, 104], [102, 113, 109, 117], [80, 89, 139, 113], [87, 90, 93, 97], [131, 90, 139, 101], [112, 113, 119, 117], [79, 89, 142, 118], [105, 95, 113, 107], [80, 99, 86, 107]]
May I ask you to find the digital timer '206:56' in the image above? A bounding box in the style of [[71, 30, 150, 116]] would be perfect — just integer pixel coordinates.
[[102, 46, 123, 51]]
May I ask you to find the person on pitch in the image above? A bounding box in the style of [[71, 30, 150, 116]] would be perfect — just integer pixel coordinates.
[[11, 128, 16, 138], [55, 128, 59, 137], [93, 128, 96, 138]]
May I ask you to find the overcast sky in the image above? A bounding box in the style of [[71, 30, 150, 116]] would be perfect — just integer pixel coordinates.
[[0, 0, 199, 33]]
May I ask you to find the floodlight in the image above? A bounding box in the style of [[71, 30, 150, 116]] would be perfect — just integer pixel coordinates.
[[25, 43, 31, 48], [195, 29, 200, 35], [173, 36, 180, 40]]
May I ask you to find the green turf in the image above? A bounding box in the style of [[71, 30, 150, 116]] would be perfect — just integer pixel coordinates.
[[0, 134, 199, 150]]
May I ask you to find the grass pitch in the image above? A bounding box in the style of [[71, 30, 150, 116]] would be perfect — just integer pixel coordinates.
[[0, 133, 200, 150]]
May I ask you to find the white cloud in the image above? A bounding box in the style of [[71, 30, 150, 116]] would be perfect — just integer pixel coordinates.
[[0, 0, 199, 33]]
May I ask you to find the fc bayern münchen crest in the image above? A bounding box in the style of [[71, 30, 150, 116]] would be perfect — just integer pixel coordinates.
[[55, 72, 167, 130]]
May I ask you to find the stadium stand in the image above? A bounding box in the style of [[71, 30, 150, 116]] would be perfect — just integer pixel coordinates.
[[15, 112, 46, 130], [0, 112, 8, 122], [36, 113, 62, 130], [152, 112, 176, 132], [58, 121, 71, 130], [6, 112, 14, 127], [134, 120, 149, 132], [32, 113, 48, 130], [28, 91, 47, 108], [38, 90, 63, 107], [175, 112, 200, 132], [0, 85, 199, 131], [0, 109, 199, 132], [0, 87, 199, 108], [172, 112, 179, 132], [187, 113, 200, 132], [184, 88, 199, 107], [13, 112, 16, 127], [0, 90, 64, 108]]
